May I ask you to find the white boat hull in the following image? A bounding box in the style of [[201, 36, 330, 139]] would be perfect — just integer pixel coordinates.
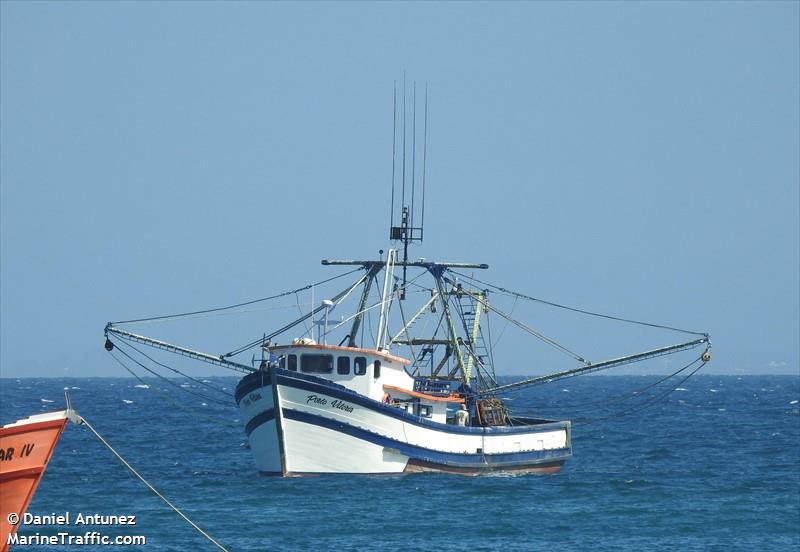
[[236, 369, 571, 476]]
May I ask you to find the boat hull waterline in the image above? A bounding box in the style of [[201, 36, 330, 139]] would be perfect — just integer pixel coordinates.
[[236, 369, 572, 476]]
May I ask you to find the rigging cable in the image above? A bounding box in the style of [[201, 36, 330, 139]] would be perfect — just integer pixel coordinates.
[[110, 340, 235, 407], [511, 354, 704, 414], [449, 270, 708, 337], [294, 292, 312, 338], [321, 269, 426, 338], [110, 267, 363, 326], [504, 354, 707, 426], [565, 356, 703, 412], [571, 359, 708, 425], [490, 295, 517, 350], [113, 338, 233, 397], [107, 351, 236, 428], [446, 279, 587, 363], [221, 270, 369, 358], [78, 416, 230, 551]]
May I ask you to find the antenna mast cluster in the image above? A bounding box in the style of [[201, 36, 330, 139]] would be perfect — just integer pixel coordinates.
[[389, 75, 429, 299]]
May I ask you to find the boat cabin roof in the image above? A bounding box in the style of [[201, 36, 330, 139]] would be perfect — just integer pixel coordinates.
[[270, 343, 412, 365]]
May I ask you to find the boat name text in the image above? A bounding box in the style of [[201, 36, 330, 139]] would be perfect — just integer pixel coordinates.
[[242, 391, 263, 407], [306, 394, 354, 413], [0, 443, 34, 461]]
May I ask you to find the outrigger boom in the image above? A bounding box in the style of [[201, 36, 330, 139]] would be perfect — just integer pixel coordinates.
[[104, 325, 255, 374], [483, 337, 711, 395]]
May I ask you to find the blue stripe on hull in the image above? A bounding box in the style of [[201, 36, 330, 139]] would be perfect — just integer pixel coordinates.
[[238, 369, 569, 436], [239, 370, 572, 473], [281, 408, 570, 469], [245, 409, 275, 436]]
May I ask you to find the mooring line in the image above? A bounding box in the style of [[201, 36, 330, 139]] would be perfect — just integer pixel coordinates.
[[78, 416, 230, 551]]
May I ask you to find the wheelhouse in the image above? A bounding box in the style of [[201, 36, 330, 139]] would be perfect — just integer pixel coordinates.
[[268, 341, 463, 425], [270, 341, 413, 401]]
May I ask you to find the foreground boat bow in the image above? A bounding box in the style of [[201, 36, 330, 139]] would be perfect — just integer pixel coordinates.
[[0, 410, 78, 550]]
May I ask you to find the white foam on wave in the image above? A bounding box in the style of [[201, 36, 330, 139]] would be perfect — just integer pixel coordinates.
[[122, 399, 134, 404], [790, 400, 798, 405], [134, 384, 150, 389], [675, 387, 688, 391], [40, 398, 54, 403]]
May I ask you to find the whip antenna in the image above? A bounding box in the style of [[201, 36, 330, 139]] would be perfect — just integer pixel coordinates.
[[389, 76, 426, 299]]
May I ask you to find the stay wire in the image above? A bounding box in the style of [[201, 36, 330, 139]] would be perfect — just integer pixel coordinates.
[[523, 355, 704, 413], [79, 416, 231, 551], [110, 341, 235, 407], [446, 278, 587, 363], [572, 360, 708, 426], [580, 356, 702, 411], [450, 270, 708, 337], [491, 295, 517, 350], [222, 270, 368, 358], [111, 267, 363, 325], [115, 338, 234, 397], [107, 351, 236, 427]]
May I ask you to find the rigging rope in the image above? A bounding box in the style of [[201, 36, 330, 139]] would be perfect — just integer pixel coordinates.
[[324, 270, 427, 339], [110, 341, 234, 407], [514, 354, 704, 413], [449, 270, 708, 337], [78, 416, 230, 551], [571, 360, 707, 425], [221, 271, 368, 358], [108, 303, 310, 325], [107, 351, 236, 427], [110, 267, 363, 325], [115, 338, 233, 397], [448, 281, 587, 364], [503, 353, 708, 426]]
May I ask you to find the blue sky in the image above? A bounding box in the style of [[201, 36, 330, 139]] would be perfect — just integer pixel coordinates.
[[1, 1, 797, 378]]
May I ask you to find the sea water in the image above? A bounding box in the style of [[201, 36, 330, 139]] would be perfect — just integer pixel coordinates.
[[1, 375, 798, 551]]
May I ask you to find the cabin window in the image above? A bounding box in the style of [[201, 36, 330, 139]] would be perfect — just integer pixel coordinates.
[[354, 357, 366, 376], [287, 354, 297, 371], [279, 356, 285, 369], [373, 360, 381, 379], [417, 404, 432, 418], [337, 356, 350, 375], [300, 354, 333, 373]]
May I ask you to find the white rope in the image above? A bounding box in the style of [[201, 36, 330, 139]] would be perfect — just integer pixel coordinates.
[[78, 416, 230, 551]]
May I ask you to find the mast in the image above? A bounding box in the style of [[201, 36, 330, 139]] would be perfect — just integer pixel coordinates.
[[376, 249, 396, 350], [347, 262, 382, 348], [389, 79, 426, 300]]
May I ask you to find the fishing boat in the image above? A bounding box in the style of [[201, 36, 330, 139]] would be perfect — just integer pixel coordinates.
[[0, 409, 78, 550], [104, 242, 710, 476], [102, 83, 711, 476]]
